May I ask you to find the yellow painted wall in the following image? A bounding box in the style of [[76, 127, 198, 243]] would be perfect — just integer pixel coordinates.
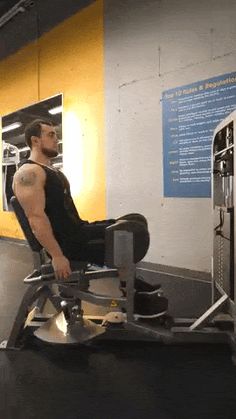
[[0, 0, 105, 239]]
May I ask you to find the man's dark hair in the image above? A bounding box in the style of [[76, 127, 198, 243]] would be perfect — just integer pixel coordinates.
[[25, 119, 53, 148]]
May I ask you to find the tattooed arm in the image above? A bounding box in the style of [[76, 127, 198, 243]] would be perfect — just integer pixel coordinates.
[[12, 164, 71, 279]]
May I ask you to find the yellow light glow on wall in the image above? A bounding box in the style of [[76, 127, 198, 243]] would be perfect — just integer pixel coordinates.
[[0, 125, 2, 211], [83, 104, 101, 194], [63, 110, 84, 197]]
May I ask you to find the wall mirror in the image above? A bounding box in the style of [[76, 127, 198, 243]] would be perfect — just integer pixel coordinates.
[[1, 94, 62, 211]]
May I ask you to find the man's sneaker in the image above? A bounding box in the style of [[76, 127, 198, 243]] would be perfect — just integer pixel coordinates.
[[119, 276, 168, 319], [120, 276, 161, 296], [134, 291, 168, 319], [135, 276, 161, 293]]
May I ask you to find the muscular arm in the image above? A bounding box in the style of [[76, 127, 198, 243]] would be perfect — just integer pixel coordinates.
[[13, 165, 71, 279]]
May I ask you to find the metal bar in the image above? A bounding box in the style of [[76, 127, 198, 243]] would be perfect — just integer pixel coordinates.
[[234, 116, 236, 334], [125, 264, 135, 322], [47, 294, 63, 312], [170, 329, 228, 344], [62, 289, 126, 308], [211, 256, 215, 305], [227, 298, 236, 318], [24, 268, 118, 284], [125, 321, 172, 341], [173, 318, 197, 325], [35, 289, 51, 312], [215, 281, 227, 296], [212, 130, 216, 307], [214, 144, 234, 157], [190, 294, 228, 331], [84, 269, 118, 280], [214, 283, 236, 317], [113, 230, 135, 321], [24, 273, 55, 284], [3, 284, 50, 349], [0, 0, 34, 29]]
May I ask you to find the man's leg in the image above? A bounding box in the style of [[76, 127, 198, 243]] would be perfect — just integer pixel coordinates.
[[69, 220, 168, 318], [81, 219, 115, 241], [75, 220, 115, 266]]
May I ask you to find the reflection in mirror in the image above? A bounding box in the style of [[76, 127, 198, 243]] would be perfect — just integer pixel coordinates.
[[1, 94, 62, 211]]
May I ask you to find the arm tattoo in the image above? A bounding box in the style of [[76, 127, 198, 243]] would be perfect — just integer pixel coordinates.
[[19, 171, 37, 187]]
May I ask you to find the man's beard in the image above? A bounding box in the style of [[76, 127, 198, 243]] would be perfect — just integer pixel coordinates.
[[41, 147, 58, 158]]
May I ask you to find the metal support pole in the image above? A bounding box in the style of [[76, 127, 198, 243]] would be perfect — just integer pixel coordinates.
[[113, 230, 135, 322]]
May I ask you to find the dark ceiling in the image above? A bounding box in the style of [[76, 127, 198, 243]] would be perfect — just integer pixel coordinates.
[[0, 0, 95, 61], [0, 0, 21, 17]]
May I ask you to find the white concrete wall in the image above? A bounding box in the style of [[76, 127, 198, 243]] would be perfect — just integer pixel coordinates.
[[104, 0, 236, 272]]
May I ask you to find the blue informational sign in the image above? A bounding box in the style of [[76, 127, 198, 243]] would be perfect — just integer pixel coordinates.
[[162, 72, 236, 197]]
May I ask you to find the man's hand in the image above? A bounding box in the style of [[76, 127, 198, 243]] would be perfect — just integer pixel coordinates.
[[52, 255, 72, 280]]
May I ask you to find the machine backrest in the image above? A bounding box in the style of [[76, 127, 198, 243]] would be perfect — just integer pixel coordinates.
[[10, 196, 43, 253]]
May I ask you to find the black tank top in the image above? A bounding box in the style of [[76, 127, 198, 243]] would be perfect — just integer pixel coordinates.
[[20, 160, 87, 252]]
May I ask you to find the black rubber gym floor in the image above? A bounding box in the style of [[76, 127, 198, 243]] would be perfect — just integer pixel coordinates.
[[1, 240, 236, 419]]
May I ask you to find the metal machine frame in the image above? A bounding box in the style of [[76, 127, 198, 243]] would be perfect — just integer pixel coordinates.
[[2, 141, 20, 211], [0, 225, 234, 351], [1, 113, 236, 363]]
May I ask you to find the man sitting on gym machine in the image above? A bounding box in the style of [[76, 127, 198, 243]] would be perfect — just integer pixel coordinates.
[[12, 119, 167, 318]]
